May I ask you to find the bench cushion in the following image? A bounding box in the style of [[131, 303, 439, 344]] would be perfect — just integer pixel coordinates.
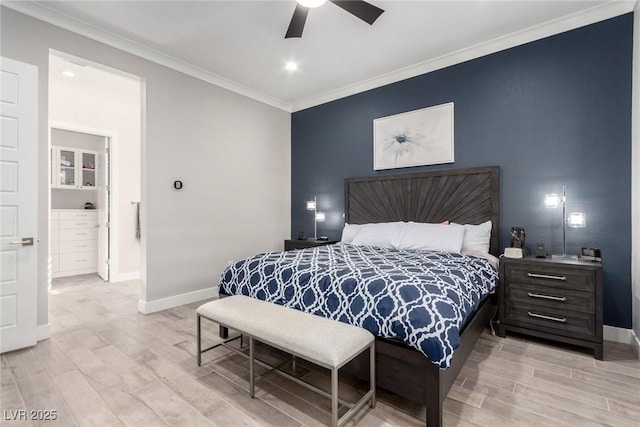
[[197, 295, 374, 368]]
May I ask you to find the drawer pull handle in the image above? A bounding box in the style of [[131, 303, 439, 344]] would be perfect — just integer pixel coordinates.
[[76, 222, 87, 225], [527, 292, 567, 302], [76, 259, 87, 262], [527, 273, 567, 281], [527, 312, 567, 323]]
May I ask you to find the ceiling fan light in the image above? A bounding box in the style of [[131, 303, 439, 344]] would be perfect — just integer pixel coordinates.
[[297, 0, 326, 8], [285, 61, 298, 71]]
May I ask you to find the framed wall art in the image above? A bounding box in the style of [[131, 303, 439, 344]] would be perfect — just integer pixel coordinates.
[[373, 102, 454, 170]]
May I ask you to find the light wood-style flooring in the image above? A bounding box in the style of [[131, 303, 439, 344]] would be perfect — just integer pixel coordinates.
[[2, 274, 639, 426]]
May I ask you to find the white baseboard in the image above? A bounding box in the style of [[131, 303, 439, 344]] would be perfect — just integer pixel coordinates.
[[603, 325, 639, 352], [37, 323, 51, 341], [112, 271, 140, 282], [631, 329, 640, 359], [138, 287, 218, 314], [52, 268, 97, 278]]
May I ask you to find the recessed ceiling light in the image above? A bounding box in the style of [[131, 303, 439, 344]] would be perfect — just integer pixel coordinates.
[[61, 70, 75, 78], [285, 61, 298, 71]]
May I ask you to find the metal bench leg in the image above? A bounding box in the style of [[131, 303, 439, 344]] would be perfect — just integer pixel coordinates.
[[292, 355, 297, 373], [331, 367, 338, 427], [249, 336, 255, 398], [197, 314, 202, 366], [219, 325, 228, 339], [370, 342, 376, 408]]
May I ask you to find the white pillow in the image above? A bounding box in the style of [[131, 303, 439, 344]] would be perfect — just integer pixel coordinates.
[[340, 223, 363, 244], [458, 220, 492, 253], [350, 222, 405, 249], [394, 221, 466, 253], [462, 250, 499, 269]]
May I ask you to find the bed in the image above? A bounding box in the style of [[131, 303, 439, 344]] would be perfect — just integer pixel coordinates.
[[219, 166, 500, 426]]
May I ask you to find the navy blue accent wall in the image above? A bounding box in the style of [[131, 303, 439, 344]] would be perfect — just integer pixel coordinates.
[[291, 14, 633, 328]]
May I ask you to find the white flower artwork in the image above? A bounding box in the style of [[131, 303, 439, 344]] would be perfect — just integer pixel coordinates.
[[373, 102, 454, 170]]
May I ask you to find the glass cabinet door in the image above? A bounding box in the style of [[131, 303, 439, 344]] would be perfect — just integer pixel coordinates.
[[52, 147, 98, 190], [81, 151, 96, 188], [58, 148, 76, 187]]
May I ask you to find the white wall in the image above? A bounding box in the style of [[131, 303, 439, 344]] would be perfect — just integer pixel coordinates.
[[632, 3, 640, 351], [1, 7, 291, 329], [49, 58, 142, 279], [142, 64, 291, 309]]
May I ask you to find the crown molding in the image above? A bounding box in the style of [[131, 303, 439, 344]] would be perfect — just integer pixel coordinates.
[[4, 1, 635, 114], [2, 1, 293, 112], [291, 0, 636, 112]]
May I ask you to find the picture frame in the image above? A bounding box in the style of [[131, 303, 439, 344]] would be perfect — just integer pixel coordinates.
[[373, 102, 454, 170]]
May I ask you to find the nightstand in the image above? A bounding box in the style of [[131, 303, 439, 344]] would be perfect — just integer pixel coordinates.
[[284, 239, 338, 251], [497, 257, 603, 359]]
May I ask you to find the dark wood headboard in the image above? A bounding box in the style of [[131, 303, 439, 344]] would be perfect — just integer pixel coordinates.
[[344, 166, 500, 256]]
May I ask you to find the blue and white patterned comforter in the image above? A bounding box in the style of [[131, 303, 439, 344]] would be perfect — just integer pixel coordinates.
[[219, 243, 498, 369]]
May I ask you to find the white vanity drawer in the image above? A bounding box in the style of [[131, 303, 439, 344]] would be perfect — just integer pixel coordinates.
[[59, 210, 97, 221], [60, 252, 98, 271], [59, 228, 98, 241], [59, 240, 96, 254], [59, 220, 98, 230]]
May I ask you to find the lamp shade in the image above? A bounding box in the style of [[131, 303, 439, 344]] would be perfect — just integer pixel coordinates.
[[306, 200, 316, 210], [315, 212, 326, 222], [568, 212, 586, 228], [544, 193, 560, 209]]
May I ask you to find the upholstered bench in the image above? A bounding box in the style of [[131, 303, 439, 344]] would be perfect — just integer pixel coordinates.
[[197, 295, 375, 427]]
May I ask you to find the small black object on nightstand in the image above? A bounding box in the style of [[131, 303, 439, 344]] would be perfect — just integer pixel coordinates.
[[284, 238, 338, 251], [581, 247, 602, 262], [535, 242, 547, 258]]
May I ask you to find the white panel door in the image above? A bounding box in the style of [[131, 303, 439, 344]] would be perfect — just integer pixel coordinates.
[[0, 57, 38, 353], [97, 138, 109, 281]]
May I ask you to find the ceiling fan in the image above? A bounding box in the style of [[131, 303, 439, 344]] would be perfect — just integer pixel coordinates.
[[285, 0, 385, 39]]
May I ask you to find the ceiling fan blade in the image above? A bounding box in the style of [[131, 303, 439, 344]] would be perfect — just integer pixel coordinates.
[[330, 0, 384, 25], [285, 3, 309, 38]]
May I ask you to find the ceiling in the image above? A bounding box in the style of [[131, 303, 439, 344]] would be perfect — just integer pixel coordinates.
[[49, 53, 142, 107], [6, 1, 636, 111]]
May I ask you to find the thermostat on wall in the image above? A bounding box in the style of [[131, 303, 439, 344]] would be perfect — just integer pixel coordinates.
[[174, 180, 183, 190]]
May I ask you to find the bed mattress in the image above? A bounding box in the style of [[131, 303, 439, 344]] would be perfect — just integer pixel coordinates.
[[219, 243, 498, 369]]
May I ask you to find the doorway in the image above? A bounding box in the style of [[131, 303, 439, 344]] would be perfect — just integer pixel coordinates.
[[48, 51, 142, 285], [50, 126, 111, 281]]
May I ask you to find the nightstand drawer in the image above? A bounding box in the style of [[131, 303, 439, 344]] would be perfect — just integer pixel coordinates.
[[503, 303, 597, 341], [504, 263, 595, 292], [505, 283, 595, 314]]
